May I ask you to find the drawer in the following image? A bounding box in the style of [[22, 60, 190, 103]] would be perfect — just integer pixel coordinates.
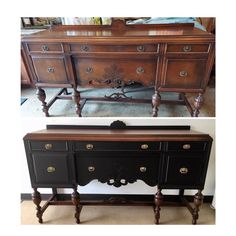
[[75, 151, 161, 187], [70, 44, 158, 53], [75, 141, 161, 151], [167, 43, 210, 53], [167, 141, 206, 151], [29, 141, 68, 151], [74, 58, 157, 87], [163, 153, 205, 187], [31, 55, 71, 84], [161, 58, 207, 89], [31, 153, 73, 185], [27, 43, 63, 53]]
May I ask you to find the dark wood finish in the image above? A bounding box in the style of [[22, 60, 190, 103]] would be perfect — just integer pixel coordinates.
[[21, 47, 32, 85], [23, 125, 212, 224], [21, 20, 215, 117]]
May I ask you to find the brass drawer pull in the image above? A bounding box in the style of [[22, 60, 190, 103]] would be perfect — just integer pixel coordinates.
[[136, 67, 145, 74], [137, 45, 145, 52], [80, 45, 89, 52], [45, 143, 53, 150], [47, 67, 54, 73], [179, 71, 188, 77], [88, 166, 95, 172], [183, 144, 191, 150], [47, 166, 56, 173], [179, 167, 188, 174], [86, 144, 94, 150], [141, 144, 149, 150], [183, 45, 192, 52], [140, 167, 147, 172], [86, 67, 93, 73], [42, 45, 49, 51]]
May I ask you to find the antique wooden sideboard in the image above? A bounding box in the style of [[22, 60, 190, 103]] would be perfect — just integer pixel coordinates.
[[23, 122, 213, 224], [21, 20, 215, 117]]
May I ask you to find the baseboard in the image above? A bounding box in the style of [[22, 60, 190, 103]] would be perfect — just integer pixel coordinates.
[[21, 193, 213, 203]]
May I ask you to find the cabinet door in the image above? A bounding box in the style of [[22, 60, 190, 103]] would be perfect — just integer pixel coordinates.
[[162, 152, 205, 188], [31, 152, 74, 187], [161, 58, 207, 89], [31, 55, 73, 85], [75, 151, 161, 187]]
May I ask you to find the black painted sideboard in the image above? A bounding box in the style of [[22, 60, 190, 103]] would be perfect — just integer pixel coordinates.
[[23, 124, 212, 224]]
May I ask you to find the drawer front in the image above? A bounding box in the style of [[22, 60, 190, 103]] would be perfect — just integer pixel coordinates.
[[76, 151, 161, 187], [31, 153, 73, 185], [161, 58, 206, 89], [75, 141, 161, 151], [29, 141, 68, 151], [70, 44, 158, 53], [163, 153, 205, 187], [167, 141, 206, 152], [74, 58, 157, 87], [167, 43, 210, 53], [31, 56, 70, 84], [27, 43, 63, 53]]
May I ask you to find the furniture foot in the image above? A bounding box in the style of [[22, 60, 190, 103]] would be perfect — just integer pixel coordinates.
[[36, 88, 49, 117], [73, 89, 82, 117], [71, 187, 82, 224], [152, 91, 161, 117], [192, 190, 203, 224], [154, 188, 163, 224], [32, 188, 43, 223], [192, 93, 203, 117]]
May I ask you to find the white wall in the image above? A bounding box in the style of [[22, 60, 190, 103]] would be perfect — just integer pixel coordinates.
[[20, 117, 215, 196]]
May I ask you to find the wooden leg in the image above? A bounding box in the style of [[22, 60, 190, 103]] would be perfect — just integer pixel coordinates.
[[71, 187, 82, 224], [36, 87, 49, 117], [32, 188, 43, 223], [72, 88, 82, 117], [192, 93, 203, 117], [152, 91, 161, 117], [154, 188, 163, 224], [192, 190, 204, 225]]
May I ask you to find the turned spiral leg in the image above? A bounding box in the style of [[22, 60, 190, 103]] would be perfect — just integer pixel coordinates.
[[192, 93, 203, 117], [152, 91, 161, 117], [71, 187, 82, 224], [154, 188, 163, 224], [72, 88, 81, 117], [36, 87, 49, 117], [192, 190, 204, 225], [32, 188, 43, 223]]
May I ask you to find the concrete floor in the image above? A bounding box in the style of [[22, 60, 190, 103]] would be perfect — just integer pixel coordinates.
[[21, 85, 215, 117], [21, 201, 215, 225]]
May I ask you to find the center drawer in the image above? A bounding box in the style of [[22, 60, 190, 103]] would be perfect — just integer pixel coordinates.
[[75, 151, 161, 187], [74, 141, 161, 151], [70, 44, 158, 53], [73, 58, 157, 87]]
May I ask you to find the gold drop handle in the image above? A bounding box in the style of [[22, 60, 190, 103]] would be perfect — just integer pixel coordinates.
[[45, 143, 53, 150], [140, 167, 147, 172], [141, 144, 149, 150], [88, 166, 95, 172], [179, 167, 188, 174], [47, 166, 56, 173], [86, 144, 94, 150], [183, 144, 191, 150]]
